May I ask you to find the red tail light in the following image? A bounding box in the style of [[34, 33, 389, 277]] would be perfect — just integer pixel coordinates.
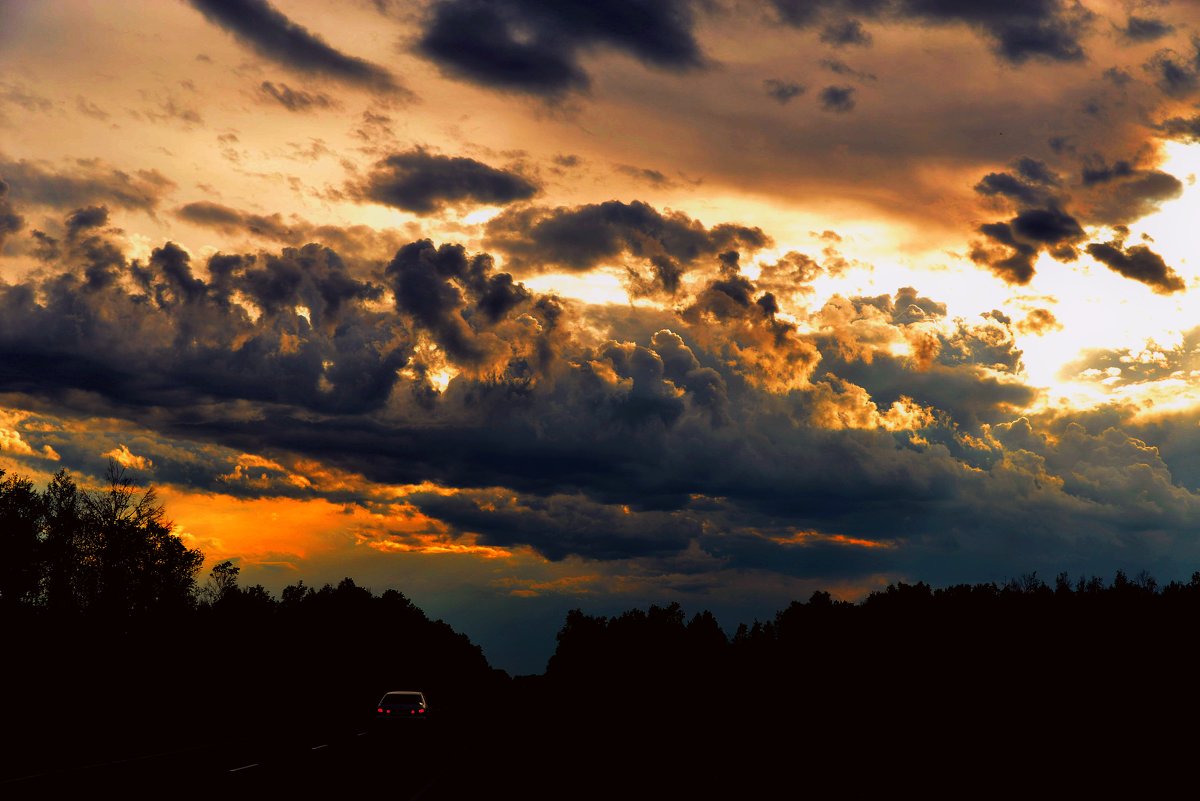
[[377, 708, 383, 713], [419, 709, 425, 714]]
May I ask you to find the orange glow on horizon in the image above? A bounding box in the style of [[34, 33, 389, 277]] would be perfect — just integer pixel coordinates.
[[770, 529, 897, 550], [157, 487, 489, 569]]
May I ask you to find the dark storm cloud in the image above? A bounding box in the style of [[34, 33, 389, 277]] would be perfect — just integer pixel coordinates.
[[767, 0, 1093, 64], [1085, 240, 1185, 294], [0, 156, 175, 213], [5, 227, 1200, 579], [763, 79, 805, 104], [968, 147, 1182, 287], [186, 0, 402, 93], [350, 149, 539, 215], [258, 81, 339, 112], [0, 224, 416, 417], [819, 18, 873, 46], [1010, 205, 1083, 244], [384, 239, 530, 366], [971, 202, 1084, 285], [819, 85, 856, 112], [408, 489, 701, 561], [0, 179, 23, 249], [485, 200, 770, 295], [971, 223, 1039, 284], [1120, 15, 1174, 43], [416, 0, 705, 97]]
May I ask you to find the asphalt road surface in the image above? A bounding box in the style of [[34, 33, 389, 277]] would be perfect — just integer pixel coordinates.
[[2, 709, 796, 798], [5, 698, 1183, 798]]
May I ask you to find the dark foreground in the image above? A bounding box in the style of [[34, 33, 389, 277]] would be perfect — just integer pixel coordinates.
[[3, 674, 1196, 798]]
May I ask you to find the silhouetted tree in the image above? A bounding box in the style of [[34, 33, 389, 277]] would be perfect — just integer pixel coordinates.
[[0, 469, 43, 610], [41, 468, 83, 613], [200, 559, 241, 605], [75, 462, 203, 619]]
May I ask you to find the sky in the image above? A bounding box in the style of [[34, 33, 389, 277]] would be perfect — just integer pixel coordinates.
[[2, 0, 1200, 674]]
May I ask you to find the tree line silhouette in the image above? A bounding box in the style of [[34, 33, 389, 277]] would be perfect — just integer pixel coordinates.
[[0, 464, 495, 779], [3, 463, 1198, 785]]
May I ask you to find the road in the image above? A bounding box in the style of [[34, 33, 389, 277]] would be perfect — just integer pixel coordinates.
[[0, 707, 788, 798], [9, 693, 1158, 797]]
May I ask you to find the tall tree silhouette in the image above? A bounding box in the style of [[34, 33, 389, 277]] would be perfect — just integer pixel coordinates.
[[41, 468, 82, 613], [73, 462, 204, 619], [0, 469, 43, 610]]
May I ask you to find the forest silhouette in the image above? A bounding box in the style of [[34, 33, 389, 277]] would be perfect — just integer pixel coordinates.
[[3, 464, 1196, 790]]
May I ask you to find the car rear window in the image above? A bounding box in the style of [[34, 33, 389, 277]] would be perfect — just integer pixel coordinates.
[[383, 694, 422, 705]]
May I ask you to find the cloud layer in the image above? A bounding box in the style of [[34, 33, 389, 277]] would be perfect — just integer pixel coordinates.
[[4, 211, 1199, 591]]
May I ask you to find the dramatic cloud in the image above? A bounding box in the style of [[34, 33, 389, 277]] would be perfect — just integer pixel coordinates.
[[969, 150, 1181, 286], [485, 200, 770, 294], [409, 489, 701, 561], [258, 81, 339, 112], [971, 204, 1084, 285], [350, 150, 540, 215], [0, 156, 175, 213], [187, 0, 402, 93], [385, 238, 531, 368], [416, 0, 705, 97], [768, 0, 1094, 64], [5, 220, 1200, 590], [1085, 240, 1185, 294]]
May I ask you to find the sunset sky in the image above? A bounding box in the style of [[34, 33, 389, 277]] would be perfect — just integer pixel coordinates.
[[2, 0, 1200, 673]]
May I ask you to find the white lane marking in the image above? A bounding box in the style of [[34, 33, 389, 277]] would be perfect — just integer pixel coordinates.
[[229, 763, 259, 773], [311, 744, 328, 750]]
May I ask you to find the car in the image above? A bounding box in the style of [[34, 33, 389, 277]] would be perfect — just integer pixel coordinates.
[[374, 690, 430, 722]]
